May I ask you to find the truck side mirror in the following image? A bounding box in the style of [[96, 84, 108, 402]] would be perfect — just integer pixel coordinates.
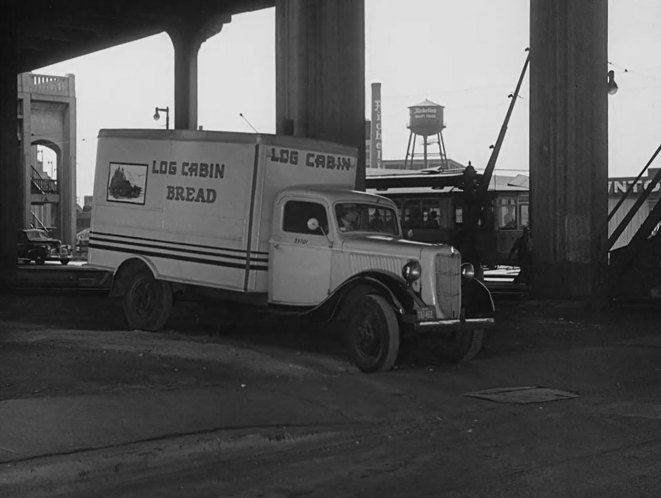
[[307, 218, 320, 231], [307, 217, 333, 248]]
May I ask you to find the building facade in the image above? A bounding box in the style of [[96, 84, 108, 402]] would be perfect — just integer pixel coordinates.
[[17, 72, 77, 245]]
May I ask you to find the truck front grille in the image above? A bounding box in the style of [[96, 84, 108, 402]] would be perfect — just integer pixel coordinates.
[[435, 253, 461, 319], [349, 254, 403, 277]]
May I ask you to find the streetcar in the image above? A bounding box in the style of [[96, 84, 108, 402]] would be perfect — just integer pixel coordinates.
[[366, 170, 529, 267]]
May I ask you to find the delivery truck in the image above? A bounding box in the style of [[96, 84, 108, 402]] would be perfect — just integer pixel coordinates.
[[89, 129, 494, 372]]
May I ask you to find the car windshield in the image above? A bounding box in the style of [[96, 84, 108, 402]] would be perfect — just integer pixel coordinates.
[[335, 203, 399, 235], [26, 230, 49, 241]]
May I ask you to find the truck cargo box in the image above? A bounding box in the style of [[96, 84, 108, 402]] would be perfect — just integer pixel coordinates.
[[90, 129, 358, 294]]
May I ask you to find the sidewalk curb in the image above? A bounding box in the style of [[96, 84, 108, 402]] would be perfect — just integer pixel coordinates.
[[0, 424, 345, 496]]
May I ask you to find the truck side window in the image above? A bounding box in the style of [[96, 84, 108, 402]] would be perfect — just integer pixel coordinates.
[[283, 201, 328, 235]]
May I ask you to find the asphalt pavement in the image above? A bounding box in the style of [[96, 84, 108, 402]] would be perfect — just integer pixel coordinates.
[[0, 283, 660, 496]]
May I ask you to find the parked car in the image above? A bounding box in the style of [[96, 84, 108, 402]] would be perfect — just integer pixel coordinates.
[[76, 227, 90, 256], [17, 229, 71, 265]]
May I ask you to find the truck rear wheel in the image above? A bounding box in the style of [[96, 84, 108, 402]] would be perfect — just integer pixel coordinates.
[[346, 294, 400, 373], [123, 269, 173, 331], [439, 329, 484, 362]]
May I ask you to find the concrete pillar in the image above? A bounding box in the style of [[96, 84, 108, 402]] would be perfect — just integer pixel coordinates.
[[18, 74, 32, 230], [0, 16, 19, 284], [275, 0, 366, 189], [168, 15, 230, 130], [529, 0, 609, 299], [61, 76, 77, 246]]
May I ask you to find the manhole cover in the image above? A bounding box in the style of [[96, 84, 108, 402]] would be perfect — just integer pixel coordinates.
[[464, 386, 579, 404]]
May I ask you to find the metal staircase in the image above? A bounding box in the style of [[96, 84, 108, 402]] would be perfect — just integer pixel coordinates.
[[606, 144, 661, 300], [31, 166, 58, 201]]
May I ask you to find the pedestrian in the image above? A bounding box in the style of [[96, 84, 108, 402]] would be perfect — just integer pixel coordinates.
[[426, 210, 439, 228], [509, 226, 532, 284]]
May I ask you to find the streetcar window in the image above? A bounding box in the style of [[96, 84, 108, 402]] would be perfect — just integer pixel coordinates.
[[400, 198, 444, 230], [402, 200, 424, 229], [519, 203, 529, 228], [422, 199, 441, 228], [455, 206, 464, 224], [497, 200, 517, 229]]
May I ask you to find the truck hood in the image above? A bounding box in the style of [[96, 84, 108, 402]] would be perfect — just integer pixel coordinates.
[[340, 234, 451, 259]]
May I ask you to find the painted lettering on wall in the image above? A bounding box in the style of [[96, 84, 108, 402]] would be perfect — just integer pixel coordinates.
[[608, 179, 661, 195], [151, 159, 225, 203], [370, 82, 382, 168]]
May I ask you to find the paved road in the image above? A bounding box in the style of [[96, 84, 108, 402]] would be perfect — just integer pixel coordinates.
[[1, 293, 659, 496]]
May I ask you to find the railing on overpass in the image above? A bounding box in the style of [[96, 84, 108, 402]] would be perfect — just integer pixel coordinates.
[[18, 73, 75, 97]]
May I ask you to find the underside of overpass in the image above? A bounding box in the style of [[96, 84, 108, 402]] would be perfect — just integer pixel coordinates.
[[0, 0, 627, 300]]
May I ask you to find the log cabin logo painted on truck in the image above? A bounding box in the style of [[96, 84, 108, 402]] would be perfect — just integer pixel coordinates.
[[107, 162, 147, 205], [150, 159, 225, 204], [267, 147, 355, 171]]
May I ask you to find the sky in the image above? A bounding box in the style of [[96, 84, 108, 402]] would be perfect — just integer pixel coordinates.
[[36, 0, 661, 202]]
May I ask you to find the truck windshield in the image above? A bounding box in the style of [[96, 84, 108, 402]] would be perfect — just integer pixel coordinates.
[[335, 203, 399, 235]]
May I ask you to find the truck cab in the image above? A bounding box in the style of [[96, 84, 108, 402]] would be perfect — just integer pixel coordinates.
[[269, 187, 400, 305], [268, 187, 494, 371]]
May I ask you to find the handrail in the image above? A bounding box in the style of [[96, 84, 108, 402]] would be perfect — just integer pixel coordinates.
[[31, 165, 58, 194], [606, 143, 661, 224], [31, 211, 49, 231], [31, 165, 45, 179], [604, 143, 661, 253], [32, 177, 58, 194]]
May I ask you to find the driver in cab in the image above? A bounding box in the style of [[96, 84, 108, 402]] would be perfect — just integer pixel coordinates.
[[339, 205, 361, 232]]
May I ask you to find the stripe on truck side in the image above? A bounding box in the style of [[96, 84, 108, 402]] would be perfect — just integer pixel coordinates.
[[89, 231, 268, 271]]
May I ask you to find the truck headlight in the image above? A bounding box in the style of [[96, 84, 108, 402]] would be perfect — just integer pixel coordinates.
[[461, 262, 475, 280], [402, 260, 422, 283]]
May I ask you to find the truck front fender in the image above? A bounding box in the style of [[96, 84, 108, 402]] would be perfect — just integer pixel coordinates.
[[305, 271, 421, 322], [462, 277, 495, 317]]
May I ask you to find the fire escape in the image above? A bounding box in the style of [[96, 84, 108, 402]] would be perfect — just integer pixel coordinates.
[[30, 165, 59, 232]]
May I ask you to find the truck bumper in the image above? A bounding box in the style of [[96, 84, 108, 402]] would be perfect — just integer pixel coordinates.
[[414, 317, 495, 334]]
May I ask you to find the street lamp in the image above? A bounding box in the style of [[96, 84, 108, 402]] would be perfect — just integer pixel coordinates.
[[607, 70, 618, 95], [153, 106, 170, 129]]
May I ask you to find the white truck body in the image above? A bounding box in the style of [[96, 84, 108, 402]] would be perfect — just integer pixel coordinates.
[[90, 129, 494, 372], [90, 130, 356, 297]]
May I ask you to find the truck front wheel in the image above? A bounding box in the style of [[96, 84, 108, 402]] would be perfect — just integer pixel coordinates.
[[346, 294, 400, 373], [123, 269, 173, 331], [439, 329, 484, 362]]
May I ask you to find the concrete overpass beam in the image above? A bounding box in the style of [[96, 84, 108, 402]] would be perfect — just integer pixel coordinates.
[[167, 15, 231, 131], [530, 0, 609, 299]]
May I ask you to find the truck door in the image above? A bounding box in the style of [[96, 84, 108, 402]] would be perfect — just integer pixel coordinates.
[[269, 199, 332, 305]]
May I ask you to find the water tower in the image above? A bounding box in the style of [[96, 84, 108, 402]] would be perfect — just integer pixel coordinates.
[[404, 99, 448, 170]]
